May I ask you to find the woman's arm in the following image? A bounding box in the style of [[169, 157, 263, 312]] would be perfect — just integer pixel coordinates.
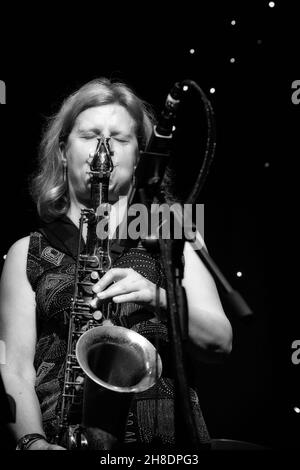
[[0, 237, 64, 449], [182, 240, 232, 360], [91, 237, 232, 362]]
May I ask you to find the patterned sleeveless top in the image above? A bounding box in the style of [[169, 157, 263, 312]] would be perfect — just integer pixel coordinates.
[[27, 216, 210, 449]]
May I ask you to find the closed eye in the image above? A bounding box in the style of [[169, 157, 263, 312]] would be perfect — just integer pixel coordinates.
[[82, 133, 97, 139], [113, 137, 129, 143]]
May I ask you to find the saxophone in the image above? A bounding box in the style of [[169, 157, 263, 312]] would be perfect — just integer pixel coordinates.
[[55, 137, 162, 449]]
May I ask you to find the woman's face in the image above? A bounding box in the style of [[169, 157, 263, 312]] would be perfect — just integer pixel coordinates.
[[64, 104, 139, 204]]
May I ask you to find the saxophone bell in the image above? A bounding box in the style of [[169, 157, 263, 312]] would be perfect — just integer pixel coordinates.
[[76, 324, 162, 393]]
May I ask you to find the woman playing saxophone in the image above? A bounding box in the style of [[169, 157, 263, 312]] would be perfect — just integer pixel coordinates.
[[0, 78, 232, 450]]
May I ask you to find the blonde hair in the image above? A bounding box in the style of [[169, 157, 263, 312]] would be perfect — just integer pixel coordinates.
[[30, 78, 155, 221]]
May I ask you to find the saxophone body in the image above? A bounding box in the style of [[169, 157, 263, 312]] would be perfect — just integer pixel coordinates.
[[55, 137, 162, 449]]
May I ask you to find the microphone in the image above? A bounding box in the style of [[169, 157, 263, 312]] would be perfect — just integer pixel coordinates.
[[127, 81, 184, 210], [132, 82, 183, 198], [154, 81, 182, 138], [145, 81, 183, 157]]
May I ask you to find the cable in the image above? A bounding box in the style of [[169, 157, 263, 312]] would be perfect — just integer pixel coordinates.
[[181, 79, 217, 204]]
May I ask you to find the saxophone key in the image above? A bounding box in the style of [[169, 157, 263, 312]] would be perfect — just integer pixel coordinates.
[[92, 310, 102, 321], [90, 271, 100, 281]]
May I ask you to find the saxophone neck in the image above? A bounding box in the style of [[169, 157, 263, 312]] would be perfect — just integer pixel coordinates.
[[83, 137, 114, 257]]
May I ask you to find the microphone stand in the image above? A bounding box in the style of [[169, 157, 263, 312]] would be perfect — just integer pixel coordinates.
[[127, 143, 253, 449], [130, 189, 201, 448], [157, 234, 205, 449], [127, 147, 206, 449]]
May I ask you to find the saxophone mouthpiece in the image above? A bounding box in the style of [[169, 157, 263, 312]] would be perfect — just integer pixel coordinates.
[[89, 137, 114, 175]]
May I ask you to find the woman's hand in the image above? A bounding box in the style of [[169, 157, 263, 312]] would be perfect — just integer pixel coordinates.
[[27, 439, 66, 450], [91, 268, 167, 314]]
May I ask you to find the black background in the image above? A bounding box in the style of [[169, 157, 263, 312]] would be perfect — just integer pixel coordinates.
[[0, 0, 299, 452]]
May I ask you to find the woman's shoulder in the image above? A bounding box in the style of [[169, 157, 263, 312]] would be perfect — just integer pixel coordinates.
[[2, 237, 31, 280], [7, 232, 44, 254], [5, 232, 49, 267], [6, 236, 31, 258]]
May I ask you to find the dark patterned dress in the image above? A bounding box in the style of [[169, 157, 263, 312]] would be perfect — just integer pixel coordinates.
[[27, 216, 210, 449]]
